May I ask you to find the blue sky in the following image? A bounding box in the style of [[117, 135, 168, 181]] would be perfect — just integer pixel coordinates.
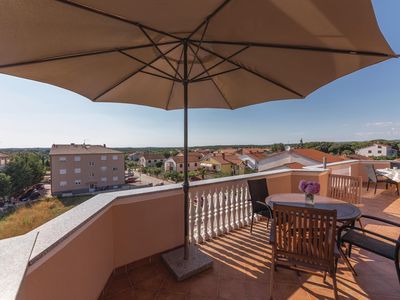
[[0, 0, 399, 148]]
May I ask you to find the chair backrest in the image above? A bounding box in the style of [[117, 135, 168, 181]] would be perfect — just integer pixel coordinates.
[[328, 174, 362, 205], [247, 178, 269, 204], [272, 204, 337, 271], [390, 162, 400, 169], [365, 164, 377, 182]]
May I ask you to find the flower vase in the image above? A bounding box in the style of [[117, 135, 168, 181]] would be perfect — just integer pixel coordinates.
[[305, 193, 314, 205]]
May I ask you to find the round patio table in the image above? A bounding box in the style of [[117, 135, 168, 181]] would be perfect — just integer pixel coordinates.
[[265, 193, 361, 222]]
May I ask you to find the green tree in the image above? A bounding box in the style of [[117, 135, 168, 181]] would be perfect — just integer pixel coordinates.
[[5, 153, 45, 195], [0, 173, 12, 202], [271, 143, 285, 152]]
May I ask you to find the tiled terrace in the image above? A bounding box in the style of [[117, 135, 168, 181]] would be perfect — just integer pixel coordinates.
[[102, 187, 400, 300]]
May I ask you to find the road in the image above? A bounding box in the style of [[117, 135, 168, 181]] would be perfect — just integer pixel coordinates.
[[128, 171, 173, 187]]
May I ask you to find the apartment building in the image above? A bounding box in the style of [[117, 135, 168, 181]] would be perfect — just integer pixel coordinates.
[[50, 144, 125, 195], [164, 152, 203, 173], [138, 153, 166, 167], [356, 144, 398, 157]]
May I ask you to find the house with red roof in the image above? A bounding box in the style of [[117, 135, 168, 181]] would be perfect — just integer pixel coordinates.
[[258, 148, 344, 172]]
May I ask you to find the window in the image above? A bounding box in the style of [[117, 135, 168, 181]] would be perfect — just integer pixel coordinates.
[[74, 156, 81, 162], [59, 157, 66, 162], [101, 166, 107, 171], [101, 155, 107, 161], [195, 163, 198, 167], [378, 145, 382, 149], [59, 169, 67, 175], [112, 176, 118, 181], [179, 163, 183, 167], [90, 172, 95, 177], [148, 160, 151, 163], [59, 181, 67, 187], [74, 168, 81, 174], [368, 150, 372, 154], [112, 167, 118, 171], [75, 179, 81, 185], [378, 150, 382, 154], [89, 161, 95, 166], [112, 155, 118, 160], [101, 177, 107, 182]]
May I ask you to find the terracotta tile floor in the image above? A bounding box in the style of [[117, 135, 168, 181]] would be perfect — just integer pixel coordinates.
[[101, 188, 400, 300]]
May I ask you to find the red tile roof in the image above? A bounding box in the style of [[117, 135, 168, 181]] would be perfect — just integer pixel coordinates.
[[292, 148, 344, 163], [283, 162, 304, 169]]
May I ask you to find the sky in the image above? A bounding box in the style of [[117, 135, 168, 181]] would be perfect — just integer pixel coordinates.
[[0, 0, 399, 148]]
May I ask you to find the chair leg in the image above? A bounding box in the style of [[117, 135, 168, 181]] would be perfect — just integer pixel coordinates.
[[332, 272, 338, 300], [323, 271, 327, 283], [358, 218, 363, 230], [397, 183, 400, 196], [367, 180, 370, 191], [374, 182, 378, 194], [250, 213, 254, 234], [269, 254, 275, 300]]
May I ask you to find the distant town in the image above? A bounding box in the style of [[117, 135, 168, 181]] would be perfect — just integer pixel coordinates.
[[0, 139, 399, 198]]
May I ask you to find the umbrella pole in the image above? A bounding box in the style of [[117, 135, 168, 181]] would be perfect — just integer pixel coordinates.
[[183, 39, 189, 260]]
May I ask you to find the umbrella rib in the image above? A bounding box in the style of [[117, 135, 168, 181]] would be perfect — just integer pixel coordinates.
[[190, 45, 249, 81], [194, 43, 305, 98], [192, 66, 241, 82], [118, 50, 178, 81], [0, 41, 179, 69], [188, 0, 231, 39], [188, 43, 233, 109], [93, 43, 181, 101], [55, 0, 181, 41], [188, 21, 209, 77], [139, 27, 184, 80], [190, 40, 396, 58], [139, 70, 180, 82], [166, 47, 185, 110]]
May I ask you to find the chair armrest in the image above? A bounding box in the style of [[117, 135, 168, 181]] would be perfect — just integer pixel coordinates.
[[256, 200, 270, 208], [360, 215, 400, 227], [340, 226, 400, 245]]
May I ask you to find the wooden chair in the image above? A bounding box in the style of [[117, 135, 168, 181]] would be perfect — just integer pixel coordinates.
[[269, 204, 339, 300], [247, 178, 272, 233], [328, 174, 362, 205]]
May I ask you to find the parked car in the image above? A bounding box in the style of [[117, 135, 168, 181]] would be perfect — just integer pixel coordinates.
[[125, 177, 138, 183]]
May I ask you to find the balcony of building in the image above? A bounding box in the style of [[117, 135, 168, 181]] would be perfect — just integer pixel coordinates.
[[1, 159, 399, 300]]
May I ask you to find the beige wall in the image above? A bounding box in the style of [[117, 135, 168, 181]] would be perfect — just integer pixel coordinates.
[[20, 210, 114, 300], [51, 153, 125, 194], [112, 194, 183, 267]]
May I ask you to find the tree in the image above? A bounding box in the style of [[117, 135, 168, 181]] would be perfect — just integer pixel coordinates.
[[271, 143, 285, 153], [155, 161, 163, 168], [299, 138, 304, 148], [5, 153, 45, 195], [0, 173, 12, 202]]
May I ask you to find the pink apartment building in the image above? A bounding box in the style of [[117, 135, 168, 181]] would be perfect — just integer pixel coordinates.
[[50, 144, 125, 195]]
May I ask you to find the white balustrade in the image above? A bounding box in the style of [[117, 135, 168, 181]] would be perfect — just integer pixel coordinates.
[[188, 179, 256, 244]]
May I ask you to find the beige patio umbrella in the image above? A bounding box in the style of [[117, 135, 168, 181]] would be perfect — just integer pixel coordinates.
[[0, 0, 396, 266]]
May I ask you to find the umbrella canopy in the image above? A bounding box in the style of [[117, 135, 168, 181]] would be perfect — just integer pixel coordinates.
[[0, 0, 395, 261], [0, 0, 395, 109]]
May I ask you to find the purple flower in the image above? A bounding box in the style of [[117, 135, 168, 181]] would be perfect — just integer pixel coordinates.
[[299, 180, 307, 192], [299, 180, 320, 194]]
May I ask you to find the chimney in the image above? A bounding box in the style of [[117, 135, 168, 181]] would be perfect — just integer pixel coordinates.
[[103, 144, 106, 148], [322, 157, 327, 169]]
